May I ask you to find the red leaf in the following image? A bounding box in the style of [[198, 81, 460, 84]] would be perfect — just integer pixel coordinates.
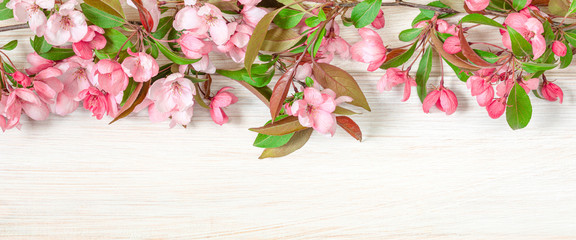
[[336, 116, 362, 141], [131, 0, 154, 32], [269, 70, 293, 122]]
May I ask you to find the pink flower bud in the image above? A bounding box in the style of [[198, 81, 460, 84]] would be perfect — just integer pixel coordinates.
[[422, 87, 458, 115], [552, 41, 567, 57], [210, 87, 238, 125], [465, 0, 490, 11], [371, 10, 385, 29], [541, 81, 563, 104], [443, 36, 461, 54], [486, 98, 506, 119], [12, 71, 32, 87]]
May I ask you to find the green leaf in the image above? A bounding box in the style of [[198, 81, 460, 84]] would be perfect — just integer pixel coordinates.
[[399, 28, 423, 42], [351, 0, 383, 28], [568, 0, 576, 15], [258, 128, 313, 159], [508, 27, 532, 57], [216, 64, 275, 87], [412, 13, 431, 27], [0, 0, 14, 21], [512, 0, 528, 10], [83, 0, 125, 18], [154, 39, 200, 65], [560, 40, 573, 69], [80, 3, 125, 29], [306, 27, 325, 58], [121, 80, 138, 106], [459, 13, 505, 28], [274, 8, 305, 29], [39, 48, 75, 61], [380, 42, 418, 69], [253, 116, 295, 148], [564, 32, 576, 48], [0, 40, 17, 51], [506, 82, 532, 130], [249, 116, 307, 136], [305, 16, 321, 28], [520, 62, 557, 73], [542, 21, 555, 44], [152, 16, 174, 39], [31, 36, 52, 54], [100, 28, 131, 53], [416, 46, 433, 103], [473, 49, 501, 63]]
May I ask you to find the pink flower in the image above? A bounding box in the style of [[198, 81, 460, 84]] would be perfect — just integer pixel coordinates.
[[54, 57, 94, 115], [377, 68, 416, 101], [32, 67, 64, 105], [173, 4, 229, 45], [286, 87, 352, 136], [436, 20, 458, 36], [321, 23, 351, 61], [77, 86, 118, 120], [148, 73, 195, 113], [241, 5, 268, 28], [465, 0, 490, 11], [351, 28, 387, 71], [127, 0, 160, 32], [44, 0, 88, 46], [147, 73, 196, 128], [552, 41, 567, 57], [209, 87, 238, 125], [7, 0, 53, 36], [467, 69, 496, 107], [217, 23, 252, 63], [121, 50, 159, 82], [12, 71, 32, 87], [371, 10, 385, 29], [9, 88, 50, 121], [541, 81, 563, 104], [178, 31, 213, 59], [501, 13, 545, 59], [94, 59, 129, 96], [486, 98, 506, 119], [520, 78, 539, 93], [422, 87, 458, 115], [239, 0, 261, 5], [73, 25, 107, 60], [0, 92, 22, 131], [25, 53, 55, 75], [443, 36, 461, 54]]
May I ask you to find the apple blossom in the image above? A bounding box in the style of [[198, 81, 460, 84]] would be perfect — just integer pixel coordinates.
[[210, 87, 238, 125], [351, 28, 387, 71], [423, 87, 458, 115]]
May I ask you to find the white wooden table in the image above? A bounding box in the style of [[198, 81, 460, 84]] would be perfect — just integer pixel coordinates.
[[1, 4, 575, 239]]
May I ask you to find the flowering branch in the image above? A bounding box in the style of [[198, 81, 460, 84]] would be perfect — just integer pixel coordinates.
[[0, 0, 571, 158]]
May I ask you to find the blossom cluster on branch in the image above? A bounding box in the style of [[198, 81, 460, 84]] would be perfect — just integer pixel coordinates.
[[0, 0, 570, 158]]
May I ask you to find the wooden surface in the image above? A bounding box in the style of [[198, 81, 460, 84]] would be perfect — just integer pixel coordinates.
[[1, 4, 576, 239]]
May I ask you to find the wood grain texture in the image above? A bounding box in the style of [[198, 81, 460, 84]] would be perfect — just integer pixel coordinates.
[[1, 3, 576, 239]]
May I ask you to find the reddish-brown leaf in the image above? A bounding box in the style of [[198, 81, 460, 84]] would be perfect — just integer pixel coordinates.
[[109, 81, 150, 124], [249, 116, 307, 136], [336, 116, 362, 141], [131, 0, 154, 32], [385, 48, 407, 61], [429, 32, 481, 71], [269, 70, 293, 122], [458, 27, 499, 67], [312, 63, 371, 111], [259, 128, 313, 159]]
